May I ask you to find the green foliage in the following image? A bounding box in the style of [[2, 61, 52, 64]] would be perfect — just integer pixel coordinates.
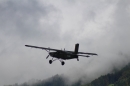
[[23, 74, 67, 86], [83, 63, 130, 86], [6, 63, 130, 86], [108, 84, 114, 86], [114, 70, 130, 86], [6, 74, 81, 86]]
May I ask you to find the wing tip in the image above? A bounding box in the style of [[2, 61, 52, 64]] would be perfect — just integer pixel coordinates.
[[95, 54, 98, 56], [25, 45, 29, 47]]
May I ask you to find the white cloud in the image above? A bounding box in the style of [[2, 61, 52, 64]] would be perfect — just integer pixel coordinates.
[[0, 0, 130, 85]]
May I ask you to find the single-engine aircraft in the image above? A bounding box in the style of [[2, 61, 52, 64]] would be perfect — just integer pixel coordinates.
[[25, 43, 97, 65]]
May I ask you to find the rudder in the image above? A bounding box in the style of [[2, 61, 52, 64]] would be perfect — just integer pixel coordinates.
[[74, 43, 79, 54]]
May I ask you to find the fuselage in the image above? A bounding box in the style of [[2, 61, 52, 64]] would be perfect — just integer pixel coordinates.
[[49, 51, 78, 60]]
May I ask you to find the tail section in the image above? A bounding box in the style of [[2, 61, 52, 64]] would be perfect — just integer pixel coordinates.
[[74, 43, 79, 54]]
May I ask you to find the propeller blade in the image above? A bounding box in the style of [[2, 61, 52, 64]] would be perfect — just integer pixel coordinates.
[[46, 55, 49, 59]]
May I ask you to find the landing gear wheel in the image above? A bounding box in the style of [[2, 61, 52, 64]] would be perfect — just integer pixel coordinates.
[[49, 60, 52, 64], [61, 61, 65, 65]]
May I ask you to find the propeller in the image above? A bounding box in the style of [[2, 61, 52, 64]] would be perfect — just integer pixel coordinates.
[[45, 47, 50, 59], [46, 55, 49, 59]]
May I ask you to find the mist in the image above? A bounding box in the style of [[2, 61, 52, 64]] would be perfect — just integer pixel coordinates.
[[0, 0, 130, 85]]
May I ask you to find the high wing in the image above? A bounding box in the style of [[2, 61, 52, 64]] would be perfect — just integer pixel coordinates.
[[25, 45, 61, 51], [25, 45, 98, 56]]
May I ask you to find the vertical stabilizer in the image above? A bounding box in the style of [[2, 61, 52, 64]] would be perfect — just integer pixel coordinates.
[[74, 43, 79, 54]]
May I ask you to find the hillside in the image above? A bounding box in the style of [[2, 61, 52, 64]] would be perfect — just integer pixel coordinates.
[[5, 74, 81, 86], [82, 63, 130, 86], [5, 63, 130, 86]]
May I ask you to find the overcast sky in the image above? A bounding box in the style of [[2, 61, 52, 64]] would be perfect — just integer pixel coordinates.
[[0, 0, 130, 85]]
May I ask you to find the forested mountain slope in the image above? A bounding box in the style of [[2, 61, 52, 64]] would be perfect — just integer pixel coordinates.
[[82, 63, 130, 86], [5, 63, 130, 86]]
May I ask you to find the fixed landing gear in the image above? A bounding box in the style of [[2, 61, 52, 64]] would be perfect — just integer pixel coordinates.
[[49, 60, 52, 64], [49, 59, 65, 65], [77, 58, 79, 61]]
